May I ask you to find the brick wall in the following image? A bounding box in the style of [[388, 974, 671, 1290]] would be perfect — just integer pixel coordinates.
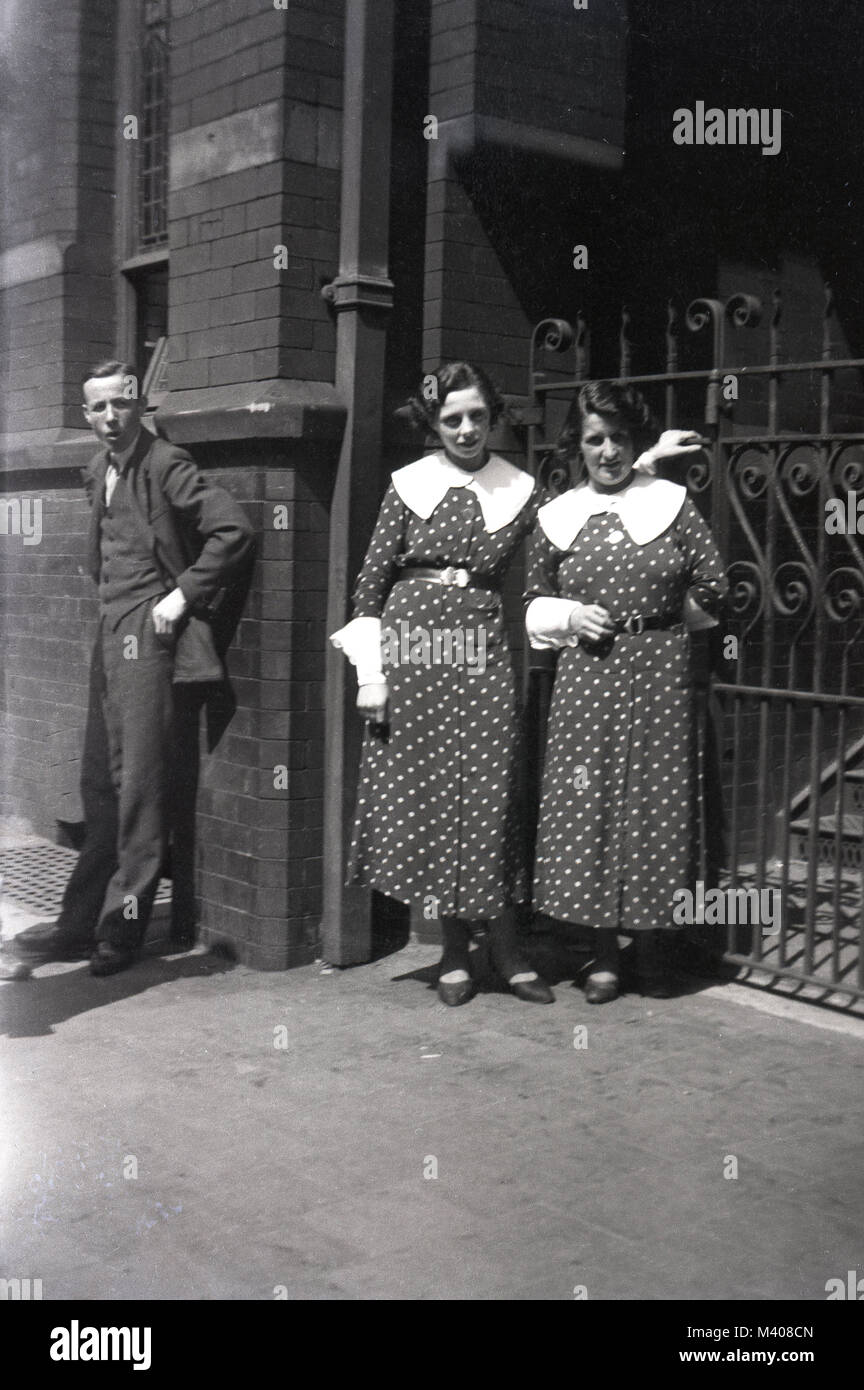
[[424, 0, 627, 395], [423, 175, 534, 396], [475, 0, 626, 146], [0, 0, 116, 441], [185, 446, 331, 970], [166, 0, 343, 399], [0, 482, 93, 832]]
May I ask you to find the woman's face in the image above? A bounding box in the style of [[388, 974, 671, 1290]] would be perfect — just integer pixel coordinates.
[[580, 410, 636, 491], [433, 386, 491, 471]]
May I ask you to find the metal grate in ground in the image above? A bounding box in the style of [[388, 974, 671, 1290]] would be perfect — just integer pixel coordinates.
[[0, 843, 171, 917]]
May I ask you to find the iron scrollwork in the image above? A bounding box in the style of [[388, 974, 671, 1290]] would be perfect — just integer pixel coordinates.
[[726, 559, 764, 634], [772, 561, 815, 628], [824, 566, 864, 627], [778, 447, 821, 500]]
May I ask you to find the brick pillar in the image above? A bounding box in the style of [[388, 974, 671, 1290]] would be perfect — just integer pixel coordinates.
[[171, 439, 337, 969]]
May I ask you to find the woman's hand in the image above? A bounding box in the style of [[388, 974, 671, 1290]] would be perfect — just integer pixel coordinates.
[[357, 681, 389, 722], [634, 429, 709, 474], [568, 602, 615, 644]]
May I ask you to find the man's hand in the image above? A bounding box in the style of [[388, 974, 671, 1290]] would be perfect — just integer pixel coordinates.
[[152, 587, 189, 635], [357, 682, 389, 722]]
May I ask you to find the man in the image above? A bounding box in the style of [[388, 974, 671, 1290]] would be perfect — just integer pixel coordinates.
[[6, 361, 254, 976]]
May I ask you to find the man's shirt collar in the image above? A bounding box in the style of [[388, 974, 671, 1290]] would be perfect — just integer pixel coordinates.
[[107, 429, 143, 473]]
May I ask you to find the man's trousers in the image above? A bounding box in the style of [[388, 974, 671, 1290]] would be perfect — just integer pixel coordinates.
[[56, 602, 177, 951]]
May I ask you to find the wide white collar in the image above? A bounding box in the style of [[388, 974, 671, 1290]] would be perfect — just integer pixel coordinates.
[[538, 473, 687, 549], [392, 451, 535, 534]]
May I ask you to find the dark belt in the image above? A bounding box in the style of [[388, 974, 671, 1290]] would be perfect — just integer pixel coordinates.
[[396, 566, 498, 592], [612, 611, 682, 635]]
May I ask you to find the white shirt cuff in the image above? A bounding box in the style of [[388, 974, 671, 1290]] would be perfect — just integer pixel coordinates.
[[525, 597, 583, 650], [329, 616, 386, 685]]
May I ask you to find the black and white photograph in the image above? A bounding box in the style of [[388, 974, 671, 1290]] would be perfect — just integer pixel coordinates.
[[0, 0, 862, 1345]]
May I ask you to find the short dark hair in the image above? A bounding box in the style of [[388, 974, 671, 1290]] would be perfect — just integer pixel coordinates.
[[81, 359, 144, 400], [555, 379, 656, 477], [405, 360, 506, 431]]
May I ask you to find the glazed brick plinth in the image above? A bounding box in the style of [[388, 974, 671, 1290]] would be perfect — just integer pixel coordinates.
[[154, 402, 344, 971]]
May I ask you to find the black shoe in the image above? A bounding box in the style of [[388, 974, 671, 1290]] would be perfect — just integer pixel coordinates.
[[632, 933, 675, 998], [639, 975, 675, 999], [437, 975, 474, 1006], [508, 974, 555, 1004], [9, 925, 93, 962], [490, 945, 554, 1004], [169, 931, 196, 952], [0, 954, 34, 980], [89, 942, 137, 977], [585, 973, 619, 1004]]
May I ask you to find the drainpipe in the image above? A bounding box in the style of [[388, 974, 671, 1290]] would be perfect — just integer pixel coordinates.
[[320, 0, 395, 965]]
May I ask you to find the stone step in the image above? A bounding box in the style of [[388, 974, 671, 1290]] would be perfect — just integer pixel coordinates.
[[790, 813, 864, 869]]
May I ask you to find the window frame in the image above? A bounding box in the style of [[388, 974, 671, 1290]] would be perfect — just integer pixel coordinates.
[[115, 0, 170, 378]]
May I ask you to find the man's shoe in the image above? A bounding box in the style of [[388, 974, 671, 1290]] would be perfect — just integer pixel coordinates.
[[10, 925, 93, 962], [0, 954, 34, 980], [89, 942, 137, 977]]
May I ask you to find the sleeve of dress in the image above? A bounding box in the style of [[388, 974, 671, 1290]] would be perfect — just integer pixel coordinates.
[[523, 521, 583, 650], [676, 497, 728, 630], [329, 481, 407, 685]]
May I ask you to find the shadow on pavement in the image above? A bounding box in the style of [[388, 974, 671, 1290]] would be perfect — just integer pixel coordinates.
[[0, 948, 236, 1039]]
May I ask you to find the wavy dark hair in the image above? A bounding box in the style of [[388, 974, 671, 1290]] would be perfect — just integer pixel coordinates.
[[555, 380, 656, 481], [404, 360, 506, 432]]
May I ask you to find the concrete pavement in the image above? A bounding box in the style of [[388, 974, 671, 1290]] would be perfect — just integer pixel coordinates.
[[1, 934, 863, 1301]]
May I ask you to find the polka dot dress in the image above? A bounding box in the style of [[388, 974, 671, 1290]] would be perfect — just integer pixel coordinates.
[[349, 476, 540, 917], [527, 493, 726, 932]]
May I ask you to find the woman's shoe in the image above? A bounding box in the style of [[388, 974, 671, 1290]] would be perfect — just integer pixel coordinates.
[[633, 931, 675, 998], [640, 974, 675, 999], [508, 973, 555, 1004], [584, 972, 619, 1004], [487, 913, 553, 1002], [437, 974, 475, 1007]]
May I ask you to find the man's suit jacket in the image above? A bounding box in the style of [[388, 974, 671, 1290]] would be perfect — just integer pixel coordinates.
[[84, 428, 254, 684]]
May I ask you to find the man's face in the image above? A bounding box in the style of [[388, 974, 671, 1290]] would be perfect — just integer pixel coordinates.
[[82, 372, 146, 453]]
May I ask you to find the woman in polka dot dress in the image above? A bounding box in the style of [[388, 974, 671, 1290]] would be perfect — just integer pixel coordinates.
[[525, 381, 727, 1002], [331, 361, 554, 1007]]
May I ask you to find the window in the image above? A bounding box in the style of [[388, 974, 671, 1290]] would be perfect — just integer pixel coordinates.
[[139, 0, 169, 250], [117, 0, 170, 387]]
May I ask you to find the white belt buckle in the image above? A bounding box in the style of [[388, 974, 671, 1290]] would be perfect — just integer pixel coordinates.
[[441, 566, 470, 587]]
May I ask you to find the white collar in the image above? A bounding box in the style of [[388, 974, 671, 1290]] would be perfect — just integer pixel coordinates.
[[538, 473, 687, 549], [392, 451, 535, 534]]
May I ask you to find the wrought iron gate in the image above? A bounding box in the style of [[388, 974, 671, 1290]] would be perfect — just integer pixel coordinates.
[[524, 288, 864, 1001]]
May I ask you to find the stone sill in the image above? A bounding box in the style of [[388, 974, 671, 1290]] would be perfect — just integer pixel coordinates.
[[0, 380, 347, 477], [156, 379, 347, 446]]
